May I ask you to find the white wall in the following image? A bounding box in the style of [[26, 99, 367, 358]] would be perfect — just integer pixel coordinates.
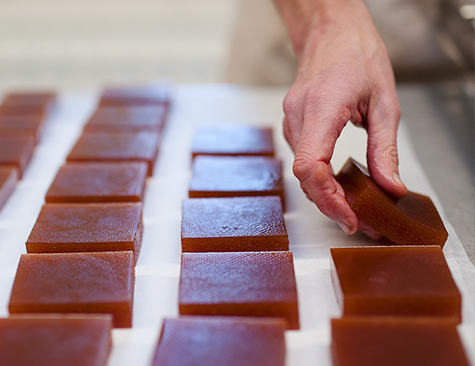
[[0, 0, 238, 88]]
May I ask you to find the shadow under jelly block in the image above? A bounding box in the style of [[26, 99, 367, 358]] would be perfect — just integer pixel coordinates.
[[8, 251, 135, 328], [179, 251, 299, 329], [26, 202, 143, 263], [181, 196, 288, 252]]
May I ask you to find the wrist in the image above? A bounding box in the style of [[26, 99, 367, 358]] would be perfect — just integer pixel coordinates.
[[275, 0, 375, 60]]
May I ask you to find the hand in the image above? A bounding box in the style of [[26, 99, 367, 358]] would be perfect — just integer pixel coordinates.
[[275, 0, 407, 237]]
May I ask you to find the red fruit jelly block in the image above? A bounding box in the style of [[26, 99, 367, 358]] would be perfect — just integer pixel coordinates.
[[330, 246, 461, 321], [26, 202, 143, 262], [99, 84, 171, 107], [0, 136, 34, 177], [179, 251, 299, 329], [189, 156, 284, 205], [0, 314, 113, 366], [181, 196, 288, 252], [331, 317, 470, 366], [45, 162, 148, 203], [191, 125, 275, 158], [0, 115, 46, 144], [67, 132, 160, 176], [0, 166, 18, 211], [335, 158, 448, 245], [83, 105, 167, 134], [0, 91, 56, 116], [151, 316, 286, 366], [8, 251, 135, 328]]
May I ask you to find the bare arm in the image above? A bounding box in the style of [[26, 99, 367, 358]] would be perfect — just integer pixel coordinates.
[[274, 0, 407, 237]]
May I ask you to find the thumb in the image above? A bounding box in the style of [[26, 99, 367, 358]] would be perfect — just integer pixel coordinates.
[[366, 94, 407, 199]]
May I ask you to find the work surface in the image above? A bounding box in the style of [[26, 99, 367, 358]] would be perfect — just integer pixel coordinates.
[[0, 84, 473, 365]]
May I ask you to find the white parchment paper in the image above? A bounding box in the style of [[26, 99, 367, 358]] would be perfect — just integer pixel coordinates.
[[0, 84, 473, 366]]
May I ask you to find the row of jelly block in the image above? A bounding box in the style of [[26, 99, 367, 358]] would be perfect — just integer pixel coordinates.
[[150, 124, 298, 366], [0, 92, 57, 211], [327, 159, 469, 365], [1, 84, 172, 366]]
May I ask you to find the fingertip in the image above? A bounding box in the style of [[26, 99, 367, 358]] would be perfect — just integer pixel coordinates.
[[338, 220, 358, 235], [391, 172, 408, 198]]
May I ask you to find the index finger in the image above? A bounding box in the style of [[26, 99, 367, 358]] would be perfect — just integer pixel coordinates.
[[292, 105, 358, 234]]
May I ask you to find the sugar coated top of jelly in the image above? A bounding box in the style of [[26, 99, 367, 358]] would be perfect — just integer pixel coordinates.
[[182, 196, 286, 239], [27, 202, 142, 244], [9, 251, 134, 305], [67, 132, 159, 161], [46, 162, 147, 202], [179, 251, 297, 305], [192, 125, 274, 156], [189, 156, 283, 192]]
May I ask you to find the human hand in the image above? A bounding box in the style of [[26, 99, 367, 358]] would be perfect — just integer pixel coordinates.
[[276, 0, 407, 238]]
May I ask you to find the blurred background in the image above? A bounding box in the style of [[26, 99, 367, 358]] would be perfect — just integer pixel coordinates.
[[0, 0, 238, 87], [0, 0, 473, 88]]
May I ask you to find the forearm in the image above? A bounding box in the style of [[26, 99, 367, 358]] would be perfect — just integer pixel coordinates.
[[273, 0, 380, 62]]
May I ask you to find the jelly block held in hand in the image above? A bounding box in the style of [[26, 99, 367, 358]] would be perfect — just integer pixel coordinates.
[[335, 157, 448, 245]]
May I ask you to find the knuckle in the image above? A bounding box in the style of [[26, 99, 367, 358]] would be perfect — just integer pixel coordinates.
[[292, 153, 314, 183]]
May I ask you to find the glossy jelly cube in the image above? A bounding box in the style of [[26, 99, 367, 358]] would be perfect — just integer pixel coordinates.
[[0, 136, 34, 177], [181, 196, 288, 252], [151, 316, 286, 366], [8, 251, 135, 328], [335, 158, 448, 245], [189, 156, 284, 205], [330, 246, 461, 322], [99, 84, 171, 107], [0, 115, 46, 143], [67, 132, 160, 176], [26, 202, 143, 262], [191, 125, 275, 158], [0, 314, 112, 366], [45, 162, 148, 203], [0, 166, 18, 211], [331, 317, 470, 366], [0, 91, 56, 116], [83, 105, 167, 134], [179, 251, 299, 329]]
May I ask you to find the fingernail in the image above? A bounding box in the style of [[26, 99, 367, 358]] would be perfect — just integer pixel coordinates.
[[338, 221, 353, 235], [392, 173, 403, 186], [362, 230, 382, 241]]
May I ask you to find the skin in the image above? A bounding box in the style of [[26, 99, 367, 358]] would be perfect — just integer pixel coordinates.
[[273, 0, 408, 239]]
